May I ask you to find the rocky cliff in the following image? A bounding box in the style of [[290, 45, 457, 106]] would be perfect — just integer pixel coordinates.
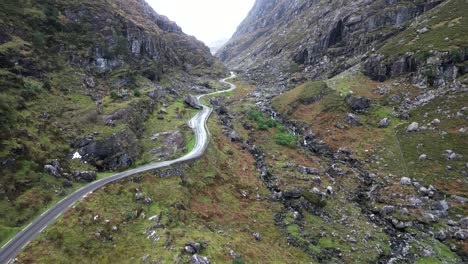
[[218, 0, 466, 87], [0, 0, 225, 238]]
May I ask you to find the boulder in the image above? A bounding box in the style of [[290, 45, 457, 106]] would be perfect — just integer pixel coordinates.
[[454, 230, 468, 240], [419, 154, 428, 161], [378, 118, 391, 128], [459, 217, 468, 229], [400, 177, 412, 185], [184, 241, 204, 254], [72, 171, 97, 182], [297, 165, 319, 175], [75, 129, 139, 171], [185, 94, 201, 109], [346, 96, 371, 111], [344, 113, 361, 126], [431, 200, 449, 212], [407, 122, 419, 132], [44, 164, 61, 178], [191, 254, 210, 264], [435, 230, 448, 241], [62, 180, 73, 188], [381, 205, 395, 216], [253, 232, 261, 241]]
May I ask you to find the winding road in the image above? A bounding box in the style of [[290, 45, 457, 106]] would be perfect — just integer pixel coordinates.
[[0, 73, 237, 264]]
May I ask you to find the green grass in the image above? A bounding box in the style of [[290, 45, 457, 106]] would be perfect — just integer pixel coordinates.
[[272, 81, 327, 113], [379, 0, 468, 60]]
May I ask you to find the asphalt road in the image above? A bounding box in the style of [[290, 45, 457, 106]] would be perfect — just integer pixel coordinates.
[[0, 73, 237, 264]]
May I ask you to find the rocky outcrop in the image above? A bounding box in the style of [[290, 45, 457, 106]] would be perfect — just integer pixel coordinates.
[[185, 95, 201, 109], [218, 0, 445, 83], [75, 129, 140, 171]]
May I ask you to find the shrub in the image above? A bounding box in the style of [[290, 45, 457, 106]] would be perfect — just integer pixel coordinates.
[[110, 91, 120, 100], [133, 90, 141, 97], [275, 132, 296, 147], [21, 78, 44, 99], [302, 191, 327, 208], [32, 31, 46, 48]]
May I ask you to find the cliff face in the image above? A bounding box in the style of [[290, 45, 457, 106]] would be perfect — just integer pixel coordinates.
[[218, 0, 466, 86]]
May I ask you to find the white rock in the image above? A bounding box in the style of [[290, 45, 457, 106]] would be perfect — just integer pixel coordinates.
[[72, 151, 82, 160], [400, 177, 412, 185], [407, 122, 419, 132]]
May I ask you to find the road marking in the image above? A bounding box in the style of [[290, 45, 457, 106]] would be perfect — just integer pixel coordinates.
[[21, 241, 30, 250]]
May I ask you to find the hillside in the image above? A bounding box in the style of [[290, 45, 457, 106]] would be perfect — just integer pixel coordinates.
[[0, 0, 226, 247], [215, 0, 468, 262]]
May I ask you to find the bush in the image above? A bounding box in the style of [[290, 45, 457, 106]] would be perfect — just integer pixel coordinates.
[[21, 78, 44, 99], [110, 91, 120, 100], [133, 90, 141, 97], [275, 132, 296, 147], [302, 191, 327, 208], [32, 31, 46, 48]]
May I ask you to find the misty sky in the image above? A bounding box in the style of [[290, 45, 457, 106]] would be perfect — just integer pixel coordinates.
[[147, 0, 255, 45]]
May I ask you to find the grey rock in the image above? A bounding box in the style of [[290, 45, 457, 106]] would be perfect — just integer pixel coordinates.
[[143, 197, 153, 204], [346, 96, 371, 111], [400, 177, 412, 185], [191, 254, 210, 264], [378, 118, 391, 128], [454, 229, 468, 240], [406, 122, 419, 132], [184, 242, 203, 254], [431, 200, 449, 212], [159, 108, 168, 114], [297, 165, 319, 175], [419, 187, 430, 196], [419, 154, 428, 161], [72, 171, 97, 182], [44, 164, 61, 178], [431, 119, 441, 125], [391, 218, 413, 229], [416, 27, 430, 34], [400, 208, 409, 215], [185, 94, 201, 109], [253, 232, 261, 241], [460, 217, 468, 229], [435, 230, 448, 241], [344, 113, 361, 126], [85, 77, 96, 88], [76, 129, 139, 171], [451, 195, 468, 203], [408, 197, 422, 207], [141, 254, 150, 262], [135, 193, 144, 201], [148, 215, 160, 222], [62, 180, 73, 188], [381, 206, 395, 216]]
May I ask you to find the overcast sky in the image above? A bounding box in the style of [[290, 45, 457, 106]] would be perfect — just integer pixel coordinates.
[[147, 0, 255, 45]]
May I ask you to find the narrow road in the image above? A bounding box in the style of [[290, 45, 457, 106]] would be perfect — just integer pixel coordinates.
[[0, 73, 237, 264]]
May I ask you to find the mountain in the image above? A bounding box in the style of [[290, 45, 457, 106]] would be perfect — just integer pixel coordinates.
[[0, 0, 225, 244], [214, 0, 468, 262], [218, 0, 466, 86], [208, 38, 229, 54]]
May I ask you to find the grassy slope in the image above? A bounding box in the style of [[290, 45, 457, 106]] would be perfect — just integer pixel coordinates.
[[379, 0, 468, 60], [16, 83, 311, 263]]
